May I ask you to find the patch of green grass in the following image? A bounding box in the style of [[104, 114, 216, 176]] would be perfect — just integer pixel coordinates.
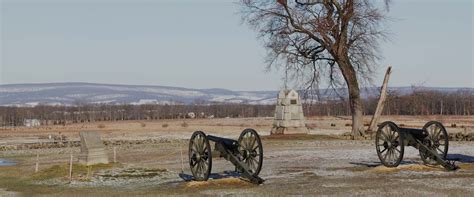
[[1, 163, 179, 196], [31, 163, 120, 181], [99, 168, 167, 178], [0, 166, 44, 195]]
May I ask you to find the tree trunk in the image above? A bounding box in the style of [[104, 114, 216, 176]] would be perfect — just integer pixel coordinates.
[[338, 56, 365, 137], [349, 87, 365, 137]]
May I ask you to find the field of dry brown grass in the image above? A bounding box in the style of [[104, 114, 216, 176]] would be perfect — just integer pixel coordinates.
[[0, 115, 473, 196], [1, 115, 473, 142]]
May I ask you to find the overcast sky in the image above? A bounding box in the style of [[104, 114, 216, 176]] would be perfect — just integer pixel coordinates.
[[1, 0, 473, 90]]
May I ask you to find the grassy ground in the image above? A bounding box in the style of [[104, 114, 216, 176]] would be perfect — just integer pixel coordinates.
[[1, 116, 473, 196]]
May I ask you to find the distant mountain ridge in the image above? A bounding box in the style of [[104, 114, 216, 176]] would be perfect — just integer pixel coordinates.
[[0, 82, 471, 107]]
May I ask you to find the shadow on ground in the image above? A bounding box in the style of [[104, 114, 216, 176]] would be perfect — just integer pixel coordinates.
[[179, 171, 241, 182], [447, 154, 474, 163], [349, 160, 417, 168]]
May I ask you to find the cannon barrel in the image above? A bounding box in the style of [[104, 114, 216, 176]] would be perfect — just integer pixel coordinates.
[[398, 127, 428, 141], [207, 135, 239, 150]]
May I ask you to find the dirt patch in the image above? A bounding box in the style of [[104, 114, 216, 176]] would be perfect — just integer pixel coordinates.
[[184, 178, 252, 189], [328, 166, 370, 172], [458, 163, 474, 170], [262, 134, 342, 141], [369, 164, 444, 173]]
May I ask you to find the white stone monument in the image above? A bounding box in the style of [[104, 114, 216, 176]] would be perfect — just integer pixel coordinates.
[[78, 131, 109, 165], [271, 90, 309, 135]]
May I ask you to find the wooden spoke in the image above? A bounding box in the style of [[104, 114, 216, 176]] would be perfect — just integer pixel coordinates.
[[436, 147, 444, 154], [380, 147, 388, 154], [383, 126, 391, 140], [383, 148, 390, 161], [380, 129, 389, 141], [394, 147, 401, 154], [249, 136, 256, 151]]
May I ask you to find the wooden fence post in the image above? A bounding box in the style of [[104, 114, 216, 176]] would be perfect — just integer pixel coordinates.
[[35, 152, 39, 173], [180, 145, 184, 173], [113, 147, 117, 163], [69, 153, 73, 182]]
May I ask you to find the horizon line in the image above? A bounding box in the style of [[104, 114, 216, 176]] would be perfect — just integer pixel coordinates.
[[0, 81, 472, 91]]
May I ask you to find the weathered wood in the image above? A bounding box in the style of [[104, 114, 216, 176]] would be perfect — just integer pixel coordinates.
[[113, 147, 117, 163], [180, 145, 184, 173], [69, 153, 73, 181], [35, 152, 39, 173], [369, 66, 392, 132]]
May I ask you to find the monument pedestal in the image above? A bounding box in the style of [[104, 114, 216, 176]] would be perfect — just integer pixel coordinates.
[[271, 89, 309, 135], [271, 126, 309, 135], [78, 131, 109, 165]]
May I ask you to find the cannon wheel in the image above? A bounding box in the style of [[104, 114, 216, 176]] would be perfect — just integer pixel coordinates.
[[376, 121, 405, 167], [238, 128, 263, 176], [419, 121, 449, 165], [189, 131, 212, 181]]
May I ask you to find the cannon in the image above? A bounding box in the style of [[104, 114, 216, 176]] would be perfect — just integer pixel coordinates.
[[188, 129, 264, 184], [375, 121, 458, 171]]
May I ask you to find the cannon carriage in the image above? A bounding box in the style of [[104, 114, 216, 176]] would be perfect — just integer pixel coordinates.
[[375, 121, 458, 170], [188, 128, 264, 184]]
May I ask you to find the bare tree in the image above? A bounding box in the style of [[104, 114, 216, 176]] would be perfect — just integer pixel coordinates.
[[240, 0, 390, 136]]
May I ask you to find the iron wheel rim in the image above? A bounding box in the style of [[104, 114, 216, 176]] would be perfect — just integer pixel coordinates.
[[376, 121, 404, 167], [189, 131, 212, 181], [419, 121, 449, 165], [238, 128, 263, 176]]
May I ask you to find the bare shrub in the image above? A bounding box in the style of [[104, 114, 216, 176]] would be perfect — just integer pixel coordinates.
[[306, 123, 317, 129]]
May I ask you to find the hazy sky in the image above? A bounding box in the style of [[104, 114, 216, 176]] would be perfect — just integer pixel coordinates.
[[1, 0, 473, 90]]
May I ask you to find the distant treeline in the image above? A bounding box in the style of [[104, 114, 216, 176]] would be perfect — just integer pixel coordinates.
[[304, 88, 473, 117], [0, 89, 472, 127]]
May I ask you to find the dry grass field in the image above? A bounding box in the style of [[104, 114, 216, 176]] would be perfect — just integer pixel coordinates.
[[0, 115, 473, 196]]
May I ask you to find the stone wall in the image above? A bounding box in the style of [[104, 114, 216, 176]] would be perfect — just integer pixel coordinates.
[[0, 138, 171, 151]]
